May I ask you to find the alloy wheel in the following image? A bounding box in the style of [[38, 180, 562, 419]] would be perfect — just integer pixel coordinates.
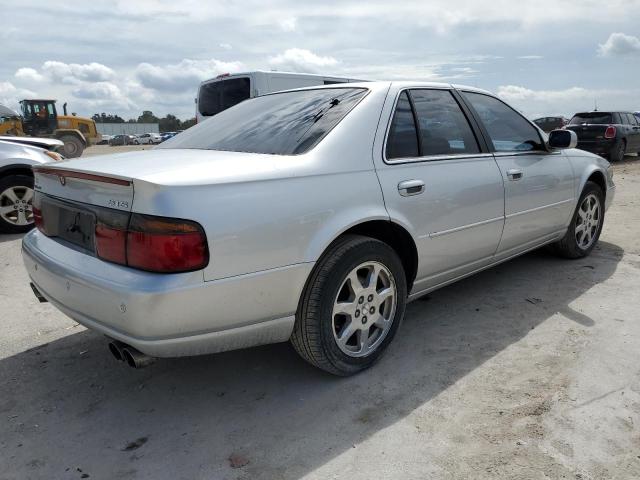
[[575, 193, 601, 250], [332, 261, 397, 357], [0, 186, 34, 227]]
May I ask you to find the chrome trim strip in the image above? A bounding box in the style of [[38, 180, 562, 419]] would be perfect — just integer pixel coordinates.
[[386, 152, 495, 165], [428, 216, 504, 238], [505, 198, 574, 219], [408, 231, 565, 301]]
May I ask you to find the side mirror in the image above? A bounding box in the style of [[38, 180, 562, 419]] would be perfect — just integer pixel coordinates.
[[548, 129, 577, 150]]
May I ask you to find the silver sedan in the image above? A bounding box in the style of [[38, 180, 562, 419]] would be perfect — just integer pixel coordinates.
[[22, 82, 614, 375]]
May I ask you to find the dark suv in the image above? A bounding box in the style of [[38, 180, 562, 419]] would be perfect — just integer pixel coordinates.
[[532, 116, 568, 132], [565, 111, 640, 161]]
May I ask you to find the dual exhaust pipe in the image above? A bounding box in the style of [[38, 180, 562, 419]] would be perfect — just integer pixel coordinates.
[[108, 340, 155, 369]]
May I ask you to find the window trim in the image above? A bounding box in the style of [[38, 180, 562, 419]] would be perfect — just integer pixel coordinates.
[[457, 89, 550, 156], [382, 87, 488, 165]]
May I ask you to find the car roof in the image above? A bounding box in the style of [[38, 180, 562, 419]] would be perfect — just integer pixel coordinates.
[[264, 81, 494, 97]]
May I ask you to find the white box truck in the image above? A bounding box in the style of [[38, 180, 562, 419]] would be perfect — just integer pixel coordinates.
[[195, 71, 365, 123]]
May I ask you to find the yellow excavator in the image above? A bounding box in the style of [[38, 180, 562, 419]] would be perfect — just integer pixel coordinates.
[[0, 100, 99, 157]]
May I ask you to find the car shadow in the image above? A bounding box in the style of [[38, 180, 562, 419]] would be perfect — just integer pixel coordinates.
[[0, 232, 25, 243], [0, 241, 623, 479]]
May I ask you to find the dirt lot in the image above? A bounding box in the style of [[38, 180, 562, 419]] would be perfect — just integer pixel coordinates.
[[1, 159, 640, 479]]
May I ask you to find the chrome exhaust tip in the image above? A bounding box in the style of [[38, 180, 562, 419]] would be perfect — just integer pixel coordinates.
[[121, 346, 155, 369], [108, 340, 126, 362]]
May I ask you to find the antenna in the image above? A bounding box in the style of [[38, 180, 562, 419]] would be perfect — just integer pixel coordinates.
[[594, 98, 598, 112]]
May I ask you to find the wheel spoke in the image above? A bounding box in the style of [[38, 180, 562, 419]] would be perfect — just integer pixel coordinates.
[[578, 208, 587, 220], [16, 210, 28, 225], [333, 301, 356, 317], [377, 287, 394, 303], [365, 264, 381, 289], [21, 189, 34, 202], [357, 328, 370, 353], [0, 205, 15, 215], [575, 223, 585, 234], [347, 270, 365, 295], [374, 315, 388, 329], [2, 188, 18, 203], [337, 321, 356, 347]]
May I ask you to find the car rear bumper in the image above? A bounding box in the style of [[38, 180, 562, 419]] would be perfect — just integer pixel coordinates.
[[22, 230, 311, 357], [576, 139, 615, 156]]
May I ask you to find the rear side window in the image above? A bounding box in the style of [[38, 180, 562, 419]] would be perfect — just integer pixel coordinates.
[[410, 89, 480, 156], [162, 88, 368, 155], [198, 77, 251, 117], [569, 112, 613, 125], [386, 92, 419, 159], [462, 92, 543, 152]]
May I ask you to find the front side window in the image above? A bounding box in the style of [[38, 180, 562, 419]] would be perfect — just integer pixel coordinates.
[[410, 89, 480, 156], [162, 87, 368, 155], [463, 92, 544, 152]]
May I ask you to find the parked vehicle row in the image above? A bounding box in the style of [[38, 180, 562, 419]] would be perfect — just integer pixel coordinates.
[[22, 82, 614, 376]]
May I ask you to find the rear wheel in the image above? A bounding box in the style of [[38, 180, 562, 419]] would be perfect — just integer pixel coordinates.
[[552, 181, 604, 258], [0, 175, 35, 234], [609, 140, 625, 162], [291, 235, 407, 376], [58, 135, 84, 158]]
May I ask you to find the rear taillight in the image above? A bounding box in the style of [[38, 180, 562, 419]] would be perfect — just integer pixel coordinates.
[[125, 214, 208, 273], [604, 125, 616, 139], [33, 206, 44, 231], [94, 213, 208, 273]]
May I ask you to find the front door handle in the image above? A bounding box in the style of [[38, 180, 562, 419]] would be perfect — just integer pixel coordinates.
[[506, 169, 523, 181], [398, 179, 425, 196]]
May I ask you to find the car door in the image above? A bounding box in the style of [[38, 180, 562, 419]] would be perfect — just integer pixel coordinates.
[[460, 91, 575, 258], [374, 88, 505, 294], [624, 113, 640, 151]]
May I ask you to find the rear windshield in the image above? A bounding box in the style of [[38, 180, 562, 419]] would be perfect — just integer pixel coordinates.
[[569, 113, 613, 125], [162, 87, 368, 155], [198, 77, 251, 117]]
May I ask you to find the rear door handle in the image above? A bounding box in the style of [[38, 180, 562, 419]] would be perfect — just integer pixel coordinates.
[[398, 180, 425, 196], [506, 169, 523, 181]]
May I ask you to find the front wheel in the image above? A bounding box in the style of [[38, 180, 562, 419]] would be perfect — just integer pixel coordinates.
[[552, 181, 605, 258], [291, 235, 407, 376], [0, 175, 35, 234]]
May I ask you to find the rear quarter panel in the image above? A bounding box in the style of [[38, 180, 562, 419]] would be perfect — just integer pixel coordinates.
[[132, 85, 393, 281]]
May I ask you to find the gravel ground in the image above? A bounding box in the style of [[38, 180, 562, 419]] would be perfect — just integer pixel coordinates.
[[1, 158, 639, 479]]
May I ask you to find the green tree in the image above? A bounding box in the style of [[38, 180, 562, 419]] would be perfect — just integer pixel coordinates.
[[137, 110, 159, 123]]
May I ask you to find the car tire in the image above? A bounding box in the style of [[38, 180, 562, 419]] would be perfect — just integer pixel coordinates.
[[0, 175, 35, 234], [58, 135, 84, 158], [551, 181, 605, 259], [609, 140, 625, 162], [291, 234, 407, 376]]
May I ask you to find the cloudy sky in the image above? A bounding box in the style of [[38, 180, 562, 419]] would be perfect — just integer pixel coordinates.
[[2, 0, 638, 120]]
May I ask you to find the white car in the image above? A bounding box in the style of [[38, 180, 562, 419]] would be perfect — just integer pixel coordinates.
[[0, 136, 63, 233], [137, 133, 161, 145]]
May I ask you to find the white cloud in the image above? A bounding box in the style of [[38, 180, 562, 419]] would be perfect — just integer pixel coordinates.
[[42, 61, 116, 84], [517, 55, 543, 60], [268, 48, 338, 73], [135, 58, 244, 92], [278, 17, 297, 32], [598, 32, 640, 57], [15, 67, 45, 82], [497, 85, 638, 118], [219, 43, 232, 50], [0, 81, 37, 111]]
